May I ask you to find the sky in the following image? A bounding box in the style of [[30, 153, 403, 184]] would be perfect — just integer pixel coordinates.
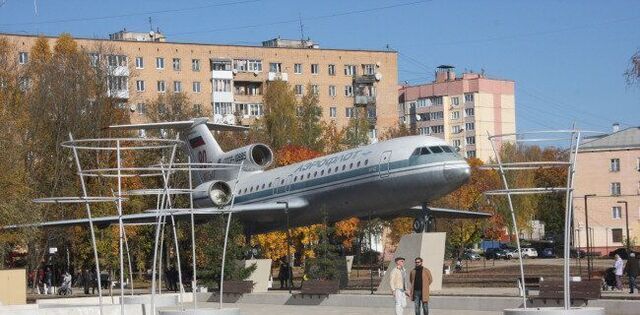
[[0, 0, 639, 132]]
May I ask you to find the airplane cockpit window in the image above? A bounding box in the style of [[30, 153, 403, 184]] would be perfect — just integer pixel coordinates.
[[429, 146, 444, 153], [412, 148, 421, 156], [420, 147, 431, 155], [441, 146, 453, 153]]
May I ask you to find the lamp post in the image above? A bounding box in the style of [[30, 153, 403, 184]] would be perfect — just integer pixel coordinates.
[[584, 194, 595, 279], [277, 201, 292, 294], [617, 201, 630, 253]]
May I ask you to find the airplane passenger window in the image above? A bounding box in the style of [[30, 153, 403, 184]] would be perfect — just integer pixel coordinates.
[[441, 146, 453, 153], [349, 163, 353, 169], [328, 168, 332, 174], [281, 179, 285, 184], [268, 183, 272, 188], [335, 166, 339, 172], [420, 147, 431, 155], [357, 161, 361, 167], [429, 146, 444, 153], [342, 165, 346, 171], [307, 173, 311, 179], [262, 184, 265, 189], [321, 170, 324, 175], [314, 171, 318, 177], [365, 159, 368, 165], [244, 188, 248, 193], [294, 176, 297, 182], [250, 187, 253, 192]]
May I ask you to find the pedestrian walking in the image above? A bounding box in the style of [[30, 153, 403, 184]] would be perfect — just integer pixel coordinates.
[[624, 252, 640, 294], [45, 267, 53, 295], [389, 257, 408, 315], [614, 254, 624, 291], [409, 257, 433, 315], [82, 269, 90, 294]]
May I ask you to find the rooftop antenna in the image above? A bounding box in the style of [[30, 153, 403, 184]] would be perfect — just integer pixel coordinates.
[[298, 13, 304, 47], [148, 17, 153, 31]]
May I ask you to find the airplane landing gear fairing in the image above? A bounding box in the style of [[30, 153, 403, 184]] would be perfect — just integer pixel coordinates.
[[413, 203, 435, 233]]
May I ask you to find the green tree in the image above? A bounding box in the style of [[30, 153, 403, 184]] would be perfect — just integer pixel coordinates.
[[297, 84, 324, 152], [625, 49, 640, 87], [343, 107, 370, 148], [260, 80, 298, 151]]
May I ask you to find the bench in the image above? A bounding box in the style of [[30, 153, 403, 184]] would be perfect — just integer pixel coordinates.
[[532, 280, 601, 305], [219, 280, 254, 294], [300, 279, 339, 296]]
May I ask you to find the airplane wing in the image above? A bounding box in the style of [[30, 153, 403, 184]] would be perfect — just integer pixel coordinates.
[[108, 118, 248, 132], [2, 199, 308, 230], [375, 206, 492, 221]]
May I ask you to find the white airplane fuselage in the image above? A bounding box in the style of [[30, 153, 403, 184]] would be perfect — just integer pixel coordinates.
[[192, 135, 470, 234]]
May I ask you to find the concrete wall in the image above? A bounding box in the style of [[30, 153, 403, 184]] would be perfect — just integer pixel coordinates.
[[0, 269, 26, 305]]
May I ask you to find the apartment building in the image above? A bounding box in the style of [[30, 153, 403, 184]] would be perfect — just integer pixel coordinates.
[[573, 126, 640, 255], [398, 65, 516, 161], [2, 31, 398, 137]]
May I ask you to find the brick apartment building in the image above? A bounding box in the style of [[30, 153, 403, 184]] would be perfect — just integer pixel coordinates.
[[1, 31, 399, 138], [398, 65, 516, 161]]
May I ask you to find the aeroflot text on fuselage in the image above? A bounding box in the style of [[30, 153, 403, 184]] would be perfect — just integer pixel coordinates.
[[293, 149, 373, 173]]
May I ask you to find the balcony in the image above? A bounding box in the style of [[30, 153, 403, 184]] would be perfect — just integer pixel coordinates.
[[107, 89, 129, 99], [234, 71, 264, 82], [108, 66, 129, 77], [234, 94, 262, 103], [355, 95, 376, 106], [267, 72, 288, 81]]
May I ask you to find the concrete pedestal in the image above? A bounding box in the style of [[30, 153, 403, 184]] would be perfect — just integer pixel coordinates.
[[377, 232, 446, 292], [159, 308, 240, 315], [242, 259, 272, 293], [122, 294, 179, 306], [345, 256, 354, 278], [504, 307, 605, 315]]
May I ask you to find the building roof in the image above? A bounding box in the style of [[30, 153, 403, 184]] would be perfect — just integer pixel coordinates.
[[580, 127, 640, 151]]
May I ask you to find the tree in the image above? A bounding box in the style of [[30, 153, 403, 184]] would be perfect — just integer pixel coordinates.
[[342, 107, 370, 148], [297, 84, 324, 152], [625, 50, 640, 87], [380, 122, 416, 140], [260, 80, 298, 151], [305, 213, 341, 281]]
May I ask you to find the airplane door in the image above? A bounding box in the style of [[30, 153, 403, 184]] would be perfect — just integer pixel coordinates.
[[379, 150, 392, 178]]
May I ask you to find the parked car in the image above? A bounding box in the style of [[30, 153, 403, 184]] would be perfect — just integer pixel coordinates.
[[485, 248, 509, 260], [608, 248, 640, 260], [540, 248, 556, 258], [504, 247, 520, 259], [520, 247, 538, 258], [462, 250, 481, 261]]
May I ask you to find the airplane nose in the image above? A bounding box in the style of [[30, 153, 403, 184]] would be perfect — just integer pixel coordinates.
[[443, 162, 471, 185]]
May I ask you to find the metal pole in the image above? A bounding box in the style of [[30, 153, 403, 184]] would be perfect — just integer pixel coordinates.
[[584, 194, 595, 280], [116, 140, 125, 315], [618, 201, 630, 253], [220, 162, 244, 309], [276, 201, 292, 293], [68, 134, 103, 315], [187, 157, 198, 310], [369, 210, 374, 295], [123, 226, 134, 295], [562, 129, 581, 310], [486, 131, 527, 309], [169, 213, 185, 305], [576, 229, 582, 277]]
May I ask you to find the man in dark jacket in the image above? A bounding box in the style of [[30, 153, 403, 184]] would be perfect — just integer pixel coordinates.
[[409, 257, 433, 315], [624, 252, 640, 294]]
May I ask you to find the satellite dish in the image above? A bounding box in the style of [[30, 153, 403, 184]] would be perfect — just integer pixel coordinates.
[[232, 69, 239, 74], [213, 114, 223, 124], [415, 114, 421, 121], [138, 129, 146, 138], [149, 31, 155, 38], [223, 114, 236, 125], [376, 61, 381, 67], [374, 72, 382, 81], [253, 70, 259, 76], [129, 104, 136, 112]]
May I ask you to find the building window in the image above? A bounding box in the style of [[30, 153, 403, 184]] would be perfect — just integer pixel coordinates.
[[311, 84, 319, 95], [363, 64, 375, 75], [431, 125, 444, 134], [452, 139, 461, 148], [329, 85, 336, 97], [612, 228, 623, 243], [108, 76, 128, 92], [135, 57, 144, 69], [452, 125, 462, 134], [429, 111, 444, 120], [193, 81, 201, 93], [451, 97, 460, 106], [329, 107, 337, 118], [418, 127, 430, 135], [107, 55, 127, 67], [430, 96, 443, 105], [213, 79, 231, 92], [192, 59, 200, 71], [610, 158, 620, 172], [295, 84, 303, 95], [465, 108, 475, 117], [416, 98, 428, 108], [293, 63, 302, 74], [214, 102, 234, 115], [18, 52, 28, 64], [172, 58, 181, 71], [136, 80, 145, 92], [466, 136, 476, 145], [234, 59, 263, 72], [173, 81, 182, 93], [328, 64, 336, 76], [311, 64, 319, 74], [612, 206, 622, 219], [451, 111, 460, 120], [345, 107, 355, 118], [611, 182, 621, 196], [157, 80, 166, 93], [89, 53, 99, 67], [467, 150, 476, 158], [136, 103, 146, 115], [18, 77, 29, 91], [367, 107, 376, 118], [269, 63, 282, 73], [465, 122, 475, 130], [637, 157, 640, 171], [464, 93, 474, 102], [344, 65, 356, 76], [156, 57, 164, 69], [344, 85, 354, 97]]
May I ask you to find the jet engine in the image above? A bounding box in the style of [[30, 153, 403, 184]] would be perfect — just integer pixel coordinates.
[[207, 181, 232, 207], [217, 144, 274, 171]]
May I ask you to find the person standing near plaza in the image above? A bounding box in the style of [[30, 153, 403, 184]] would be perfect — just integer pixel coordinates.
[[624, 252, 639, 293], [614, 254, 624, 291], [409, 257, 433, 315], [389, 257, 408, 315]]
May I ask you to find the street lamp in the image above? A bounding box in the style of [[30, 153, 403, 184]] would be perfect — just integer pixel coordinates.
[[617, 201, 630, 253], [584, 194, 595, 279], [276, 201, 292, 294]]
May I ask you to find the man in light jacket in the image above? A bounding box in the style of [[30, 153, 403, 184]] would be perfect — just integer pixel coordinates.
[[615, 254, 624, 291], [389, 257, 408, 315], [409, 257, 433, 315]]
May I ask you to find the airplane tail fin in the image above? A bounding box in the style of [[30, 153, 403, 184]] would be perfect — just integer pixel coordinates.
[[109, 117, 247, 168]]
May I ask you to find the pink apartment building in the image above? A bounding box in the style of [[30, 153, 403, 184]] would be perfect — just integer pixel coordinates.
[[398, 65, 516, 162], [573, 126, 640, 255]]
